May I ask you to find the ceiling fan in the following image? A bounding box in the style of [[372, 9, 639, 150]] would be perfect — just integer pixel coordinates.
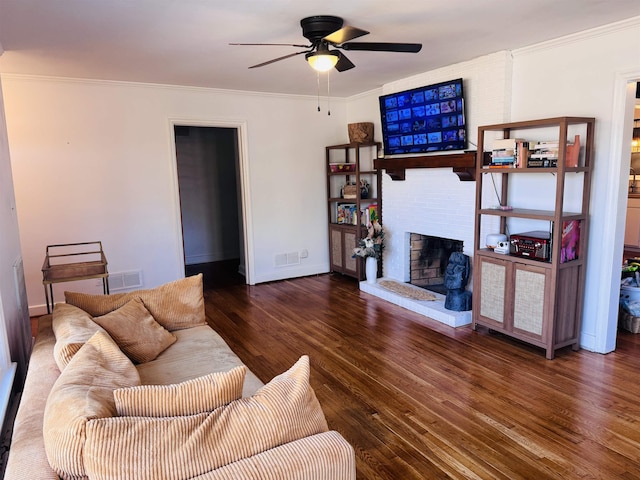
[[230, 15, 422, 73]]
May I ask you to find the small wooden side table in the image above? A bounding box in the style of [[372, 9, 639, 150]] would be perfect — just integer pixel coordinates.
[[42, 241, 109, 314]]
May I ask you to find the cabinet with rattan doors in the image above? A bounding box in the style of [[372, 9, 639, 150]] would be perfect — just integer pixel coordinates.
[[472, 117, 594, 359], [326, 142, 381, 279]]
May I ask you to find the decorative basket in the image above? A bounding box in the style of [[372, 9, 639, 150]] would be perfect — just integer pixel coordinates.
[[342, 183, 357, 199], [620, 310, 640, 333], [329, 163, 356, 173], [348, 123, 374, 143]]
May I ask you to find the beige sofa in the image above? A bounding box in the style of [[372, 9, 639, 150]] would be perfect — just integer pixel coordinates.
[[4, 275, 355, 479]]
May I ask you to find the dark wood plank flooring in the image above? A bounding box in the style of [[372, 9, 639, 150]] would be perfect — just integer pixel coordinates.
[[204, 271, 640, 480]]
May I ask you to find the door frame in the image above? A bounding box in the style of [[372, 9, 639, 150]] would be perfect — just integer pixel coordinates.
[[599, 70, 640, 354], [168, 117, 254, 285]]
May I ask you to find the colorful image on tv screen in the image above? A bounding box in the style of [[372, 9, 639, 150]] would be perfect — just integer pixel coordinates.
[[379, 78, 466, 155]]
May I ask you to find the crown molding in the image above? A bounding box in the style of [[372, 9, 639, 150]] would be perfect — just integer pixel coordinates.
[[0, 72, 347, 102], [513, 15, 640, 57]]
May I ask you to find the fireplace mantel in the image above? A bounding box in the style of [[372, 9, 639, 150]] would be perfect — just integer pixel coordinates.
[[374, 151, 477, 181]]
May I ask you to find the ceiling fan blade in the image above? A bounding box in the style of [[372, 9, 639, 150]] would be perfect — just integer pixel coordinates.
[[335, 51, 355, 72], [341, 42, 422, 53], [230, 42, 311, 48], [248, 50, 311, 69], [323, 26, 369, 44]]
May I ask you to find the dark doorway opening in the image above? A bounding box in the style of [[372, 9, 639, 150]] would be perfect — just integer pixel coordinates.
[[174, 126, 245, 287]]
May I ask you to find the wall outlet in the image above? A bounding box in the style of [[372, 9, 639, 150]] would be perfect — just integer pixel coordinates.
[[300, 249, 308, 259]]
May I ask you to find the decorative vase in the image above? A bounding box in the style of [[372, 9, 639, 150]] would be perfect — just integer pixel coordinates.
[[365, 256, 378, 284]]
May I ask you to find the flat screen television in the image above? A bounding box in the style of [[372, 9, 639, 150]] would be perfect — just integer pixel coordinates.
[[379, 78, 467, 156]]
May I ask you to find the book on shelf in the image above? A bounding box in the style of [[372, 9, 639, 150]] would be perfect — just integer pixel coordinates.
[[368, 204, 378, 225], [527, 158, 558, 168], [485, 164, 515, 169], [491, 138, 527, 167], [360, 208, 369, 227], [336, 203, 358, 225], [530, 135, 580, 167], [560, 220, 580, 263]]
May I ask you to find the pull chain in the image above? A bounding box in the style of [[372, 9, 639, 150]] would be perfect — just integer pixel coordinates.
[[327, 70, 331, 116], [317, 71, 321, 112]]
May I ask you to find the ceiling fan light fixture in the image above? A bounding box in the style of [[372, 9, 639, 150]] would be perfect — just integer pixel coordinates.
[[306, 50, 339, 72]]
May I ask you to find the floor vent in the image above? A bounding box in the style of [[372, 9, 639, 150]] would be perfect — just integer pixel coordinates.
[[108, 270, 143, 291], [275, 252, 300, 267]]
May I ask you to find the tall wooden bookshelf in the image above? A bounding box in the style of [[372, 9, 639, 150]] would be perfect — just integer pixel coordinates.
[[326, 142, 381, 280], [472, 117, 594, 359]]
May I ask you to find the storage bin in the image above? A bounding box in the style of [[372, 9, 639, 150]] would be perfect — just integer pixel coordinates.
[[619, 310, 640, 333], [620, 285, 640, 302]]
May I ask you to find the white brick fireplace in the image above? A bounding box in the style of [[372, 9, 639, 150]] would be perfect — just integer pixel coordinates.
[[358, 51, 512, 328], [359, 167, 476, 327], [382, 168, 475, 280]]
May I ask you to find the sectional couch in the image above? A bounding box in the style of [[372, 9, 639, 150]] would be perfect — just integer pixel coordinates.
[[4, 274, 355, 479]]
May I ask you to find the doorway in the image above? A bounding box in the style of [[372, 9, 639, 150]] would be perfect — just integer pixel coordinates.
[[174, 125, 247, 288], [619, 81, 640, 340]]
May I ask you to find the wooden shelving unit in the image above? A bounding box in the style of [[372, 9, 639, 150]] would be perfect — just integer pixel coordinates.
[[471, 117, 595, 359], [326, 142, 381, 280]]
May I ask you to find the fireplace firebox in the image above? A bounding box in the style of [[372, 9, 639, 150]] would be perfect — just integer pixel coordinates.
[[409, 233, 463, 294]]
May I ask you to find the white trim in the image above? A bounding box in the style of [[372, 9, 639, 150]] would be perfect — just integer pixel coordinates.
[[513, 16, 640, 57], [596, 70, 640, 353], [167, 118, 254, 285], [0, 73, 319, 100]]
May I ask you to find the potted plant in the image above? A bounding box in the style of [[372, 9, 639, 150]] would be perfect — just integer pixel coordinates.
[[353, 221, 384, 283]]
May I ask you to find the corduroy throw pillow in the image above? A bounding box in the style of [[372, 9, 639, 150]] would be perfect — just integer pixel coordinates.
[[114, 365, 246, 417], [65, 274, 206, 331], [83, 356, 328, 480], [52, 302, 105, 371], [43, 331, 141, 479], [91, 297, 177, 364]]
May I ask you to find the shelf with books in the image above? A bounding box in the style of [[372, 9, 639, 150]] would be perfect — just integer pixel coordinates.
[[326, 142, 381, 280]]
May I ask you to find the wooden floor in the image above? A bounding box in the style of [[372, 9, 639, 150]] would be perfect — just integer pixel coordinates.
[[202, 270, 640, 480]]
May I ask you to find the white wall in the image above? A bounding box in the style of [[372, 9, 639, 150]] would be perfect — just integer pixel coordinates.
[[1, 76, 348, 314], [347, 17, 640, 354]]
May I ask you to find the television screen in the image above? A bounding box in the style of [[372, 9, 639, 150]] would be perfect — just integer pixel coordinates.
[[379, 78, 467, 155]]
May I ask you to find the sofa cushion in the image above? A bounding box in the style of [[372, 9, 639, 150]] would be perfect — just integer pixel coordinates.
[[92, 297, 177, 364], [43, 330, 141, 480], [114, 366, 246, 417], [83, 356, 328, 480], [52, 302, 104, 371], [65, 274, 206, 331], [135, 325, 264, 398]]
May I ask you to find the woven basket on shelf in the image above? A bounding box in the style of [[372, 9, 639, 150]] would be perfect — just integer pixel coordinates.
[[342, 184, 357, 199], [348, 123, 374, 143]]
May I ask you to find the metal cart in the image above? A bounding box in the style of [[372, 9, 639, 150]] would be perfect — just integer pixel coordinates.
[[42, 241, 109, 314]]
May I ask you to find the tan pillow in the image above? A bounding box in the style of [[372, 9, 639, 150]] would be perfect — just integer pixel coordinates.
[[43, 330, 141, 479], [114, 365, 246, 417], [51, 302, 104, 371], [84, 356, 328, 480], [92, 297, 177, 364], [64, 274, 206, 331]]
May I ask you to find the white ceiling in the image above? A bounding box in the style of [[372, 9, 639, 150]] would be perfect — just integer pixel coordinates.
[[0, 0, 638, 97]]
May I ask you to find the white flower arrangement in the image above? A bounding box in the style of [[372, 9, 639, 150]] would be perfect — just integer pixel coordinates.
[[353, 221, 384, 259]]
